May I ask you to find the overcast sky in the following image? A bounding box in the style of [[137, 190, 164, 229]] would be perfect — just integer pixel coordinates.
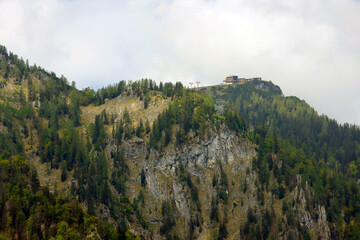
[[0, 0, 359, 125]]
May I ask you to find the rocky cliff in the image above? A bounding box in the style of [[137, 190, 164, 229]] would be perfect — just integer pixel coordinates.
[[99, 125, 331, 239]]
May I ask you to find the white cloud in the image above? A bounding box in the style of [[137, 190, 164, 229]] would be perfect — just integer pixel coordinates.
[[0, 0, 359, 124]]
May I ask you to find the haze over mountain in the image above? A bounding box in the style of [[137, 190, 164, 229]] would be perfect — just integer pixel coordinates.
[[0, 0, 360, 124]]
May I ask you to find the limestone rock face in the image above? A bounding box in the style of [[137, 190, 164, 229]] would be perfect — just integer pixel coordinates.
[[153, 129, 255, 176], [289, 175, 331, 240], [104, 128, 332, 239], [172, 180, 190, 220], [317, 206, 331, 240], [120, 128, 257, 239]]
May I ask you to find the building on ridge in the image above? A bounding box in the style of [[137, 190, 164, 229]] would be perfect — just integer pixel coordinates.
[[223, 75, 263, 84], [223, 75, 238, 84], [238, 78, 246, 84]]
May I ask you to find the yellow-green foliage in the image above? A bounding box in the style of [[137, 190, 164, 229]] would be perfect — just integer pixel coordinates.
[[0, 151, 118, 240]]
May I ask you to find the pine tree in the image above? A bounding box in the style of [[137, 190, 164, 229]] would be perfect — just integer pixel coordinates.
[[144, 93, 151, 109], [136, 119, 145, 138], [0, 58, 8, 79], [145, 119, 151, 134]]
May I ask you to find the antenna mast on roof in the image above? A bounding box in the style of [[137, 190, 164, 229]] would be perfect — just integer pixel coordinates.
[[196, 81, 200, 89]]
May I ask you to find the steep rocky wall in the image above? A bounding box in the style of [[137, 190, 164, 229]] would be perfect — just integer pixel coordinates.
[[285, 176, 331, 240], [120, 128, 258, 239], [118, 127, 332, 239]]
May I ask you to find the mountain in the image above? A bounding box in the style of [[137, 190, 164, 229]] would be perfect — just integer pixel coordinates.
[[1, 44, 360, 239]]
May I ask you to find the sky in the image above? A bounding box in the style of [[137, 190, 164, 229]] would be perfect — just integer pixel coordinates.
[[0, 0, 359, 125]]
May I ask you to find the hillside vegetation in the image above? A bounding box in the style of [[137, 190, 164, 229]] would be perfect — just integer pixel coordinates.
[[203, 82, 360, 238], [1, 44, 360, 239]]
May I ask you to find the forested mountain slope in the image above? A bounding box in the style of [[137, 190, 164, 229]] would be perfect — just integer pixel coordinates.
[[202, 81, 360, 239], [1, 44, 360, 239], [203, 81, 360, 167], [0, 45, 121, 239]]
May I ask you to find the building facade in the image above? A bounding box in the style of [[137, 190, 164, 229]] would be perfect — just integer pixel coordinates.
[[223, 75, 238, 84], [223, 76, 262, 84]]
